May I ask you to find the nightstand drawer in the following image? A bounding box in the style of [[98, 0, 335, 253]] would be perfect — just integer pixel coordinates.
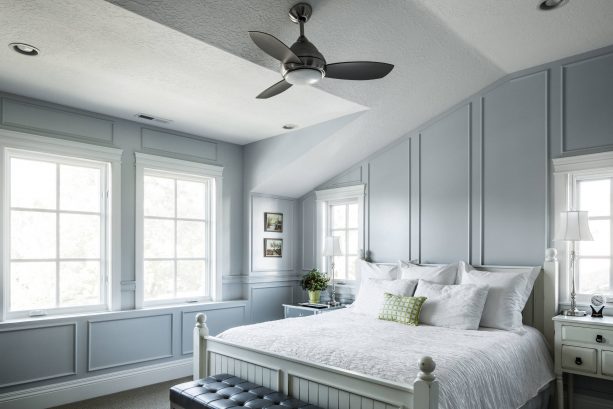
[[562, 324, 613, 346], [602, 350, 613, 377], [285, 308, 316, 318], [562, 345, 597, 374]]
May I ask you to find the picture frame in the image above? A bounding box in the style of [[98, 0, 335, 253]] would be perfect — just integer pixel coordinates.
[[264, 238, 283, 257], [264, 212, 283, 233]]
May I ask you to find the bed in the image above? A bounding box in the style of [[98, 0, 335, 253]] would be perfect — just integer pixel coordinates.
[[193, 249, 560, 409]]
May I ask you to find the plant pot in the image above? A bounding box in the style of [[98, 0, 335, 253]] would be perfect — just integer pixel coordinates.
[[308, 290, 321, 304]]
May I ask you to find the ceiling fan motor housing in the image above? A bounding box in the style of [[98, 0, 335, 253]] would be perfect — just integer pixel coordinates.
[[282, 35, 326, 78]]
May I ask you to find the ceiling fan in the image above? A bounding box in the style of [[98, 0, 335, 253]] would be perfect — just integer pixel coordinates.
[[249, 3, 394, 99]]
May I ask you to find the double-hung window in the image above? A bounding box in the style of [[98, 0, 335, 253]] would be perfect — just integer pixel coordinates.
[[1, 132, 122, 320], [315, 185, 365, 282], [135, 153, 222, 307]]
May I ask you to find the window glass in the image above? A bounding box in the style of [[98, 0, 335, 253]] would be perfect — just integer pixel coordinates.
[[329, 201, 360, 280]]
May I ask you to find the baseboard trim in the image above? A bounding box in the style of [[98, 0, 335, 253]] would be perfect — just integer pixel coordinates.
[[574, 392, 613, 409], [0, 358, 191, 409]]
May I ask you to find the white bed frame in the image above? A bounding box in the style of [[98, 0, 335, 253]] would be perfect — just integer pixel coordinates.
[[193, 249, 559, 409]]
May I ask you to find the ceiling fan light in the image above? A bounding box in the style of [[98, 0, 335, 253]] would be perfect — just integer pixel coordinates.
[[284, 68, 322, 85]]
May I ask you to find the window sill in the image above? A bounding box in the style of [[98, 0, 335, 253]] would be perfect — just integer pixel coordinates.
[[0, 300, 248, 325]]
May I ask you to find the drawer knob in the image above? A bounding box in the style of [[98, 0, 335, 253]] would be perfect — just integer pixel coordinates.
[[596, 335, 605, 343], [575, 357, 583, 366]]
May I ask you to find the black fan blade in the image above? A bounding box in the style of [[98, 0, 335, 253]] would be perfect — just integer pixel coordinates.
[[249, 31, 302, 64], [325, 61, 394, 80], [256, 80, 293, 99]]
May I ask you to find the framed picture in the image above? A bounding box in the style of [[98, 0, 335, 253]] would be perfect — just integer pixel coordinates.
[[264, 238, 283, 257], [264, 212, 283, 233]]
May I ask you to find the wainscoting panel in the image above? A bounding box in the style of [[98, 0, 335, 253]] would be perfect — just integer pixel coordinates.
[[250, 285, 294, 323], [0, 323, 76, 388], [368, 140, 410, 262], [562, 51, 613, 153], [141, 128, 217, 161], [481, 71, 548, 266], [181, 306, 246, 354], [1, 98, 113, 142], [88, 314, 173, 371], [420, 105, 471, 264]]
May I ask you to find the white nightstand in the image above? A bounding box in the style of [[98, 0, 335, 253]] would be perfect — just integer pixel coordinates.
[[283, 304, 345, 318], [553, 315, 613, 409]]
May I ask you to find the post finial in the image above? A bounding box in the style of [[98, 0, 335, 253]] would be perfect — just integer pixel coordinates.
[[196, 312, 207, 326], [545, 247, 558, 262], [417, 356, 436, 382]]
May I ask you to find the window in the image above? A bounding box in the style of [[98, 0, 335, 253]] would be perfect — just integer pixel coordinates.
[[135, 153, 222, 306], [328, 201, 359, 280], [315, 184, 365, 282], [4, 149, 110, 317], [574, 176, 613, 294]]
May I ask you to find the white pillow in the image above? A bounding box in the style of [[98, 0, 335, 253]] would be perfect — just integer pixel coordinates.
[[354, 260, 398, 304], [413, 280, 489, 330], [398, 261, 457, 285], [459, 263, 530, 331], [459, 261, 540, 303], [351, 278, 418, 318]]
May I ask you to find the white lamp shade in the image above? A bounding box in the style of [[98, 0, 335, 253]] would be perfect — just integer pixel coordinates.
[[323, 236, 342, 256], [555, 210, 593, 242]]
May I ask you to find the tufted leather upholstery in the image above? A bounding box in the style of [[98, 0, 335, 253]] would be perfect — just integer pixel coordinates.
[[170, 374, 322, 409]]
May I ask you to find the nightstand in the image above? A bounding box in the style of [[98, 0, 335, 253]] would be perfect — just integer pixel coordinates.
[[283, 304, 345, 318], [553, 315, 613, 409]]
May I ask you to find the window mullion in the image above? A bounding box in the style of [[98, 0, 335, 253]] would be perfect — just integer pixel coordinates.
[[55, 163, 60, 309]]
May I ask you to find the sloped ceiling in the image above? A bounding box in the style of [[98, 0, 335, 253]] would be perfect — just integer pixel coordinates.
[[3, 1, 613, 196]]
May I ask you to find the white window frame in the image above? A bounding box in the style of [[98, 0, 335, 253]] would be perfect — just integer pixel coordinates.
[[553, 151, 613, 304], [315, 184, 365, 283], [0, 129, 122, 320], [134, 152, 223, 308]]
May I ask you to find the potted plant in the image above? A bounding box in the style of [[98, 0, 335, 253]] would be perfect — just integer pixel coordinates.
[[300, 268, 330, 304]]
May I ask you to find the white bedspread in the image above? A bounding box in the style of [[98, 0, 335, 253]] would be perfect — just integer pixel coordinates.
[[217, 309, 554, 409]]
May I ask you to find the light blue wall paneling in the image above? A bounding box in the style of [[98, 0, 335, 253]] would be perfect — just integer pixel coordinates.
[[141, 128, 217, 161], [250, 285, 294, 323], [301, 194, 316, 270], [368, 140, 410, 262], [181, 306, 245, 354], [420, 105, 471, 263], [0, 324, 76, 388], [562, 52, 613, 153], [481, 71, 548, 266], [1, 98, 113, 143], [88, 314, 173, 371]]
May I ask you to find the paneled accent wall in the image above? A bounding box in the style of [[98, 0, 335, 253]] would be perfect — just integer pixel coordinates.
[[301, 45, 613, 269]]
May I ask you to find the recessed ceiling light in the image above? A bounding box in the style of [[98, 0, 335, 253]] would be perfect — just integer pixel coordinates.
[[9, 42, 40, 56], [538, 0, 569, 11], [282, 124, 298, 130]]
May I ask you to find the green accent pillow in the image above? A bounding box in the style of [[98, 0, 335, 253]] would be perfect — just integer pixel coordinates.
[[378, 293, 427, 326]]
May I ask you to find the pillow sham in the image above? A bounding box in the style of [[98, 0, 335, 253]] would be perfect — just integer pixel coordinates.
[[353, 260, 399, 307], [378, 293, 427, 326], [413, 279, 489, 330], [458, 263, 530, 331], [352, 278, 418, 318], [398, 261, 457, 285]]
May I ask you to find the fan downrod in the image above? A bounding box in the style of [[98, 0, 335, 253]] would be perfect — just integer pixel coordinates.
[[289, 3, 312, 24]]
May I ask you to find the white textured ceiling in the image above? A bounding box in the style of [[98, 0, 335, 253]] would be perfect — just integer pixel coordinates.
[[2, 0, 613, 196], [0, 0, 366, 145]]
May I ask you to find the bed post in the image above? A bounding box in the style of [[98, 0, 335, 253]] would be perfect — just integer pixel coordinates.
[[194, 313, 209, 380], [413, 356, 438, 409], [543, 248, 559, 349]]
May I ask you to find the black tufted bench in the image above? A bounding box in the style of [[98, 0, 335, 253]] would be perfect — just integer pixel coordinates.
[[170, 374, 323, 409]]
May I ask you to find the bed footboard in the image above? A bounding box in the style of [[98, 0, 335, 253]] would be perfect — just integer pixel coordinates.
[[193, 314, 438, 409]]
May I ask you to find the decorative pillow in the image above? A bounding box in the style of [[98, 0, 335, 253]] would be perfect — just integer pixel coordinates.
[[378, 293, 427, 326], [458, 263, 531, 331], [398, 261, 457, 285], [413, 279, 489, 330], [352, 278, 418, 318]]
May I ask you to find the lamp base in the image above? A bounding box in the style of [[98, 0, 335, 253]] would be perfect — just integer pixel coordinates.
[[563, 308, 587, 317], [328, 300, 340, 307]]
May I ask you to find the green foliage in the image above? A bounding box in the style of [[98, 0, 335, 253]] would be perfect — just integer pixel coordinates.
[[300, 268, 330, 291]]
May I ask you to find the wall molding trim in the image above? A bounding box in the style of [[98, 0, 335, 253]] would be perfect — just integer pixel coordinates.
[[0, 358, 191, 409], [553, 150, 613, 174], [315, 184, 365, 202]]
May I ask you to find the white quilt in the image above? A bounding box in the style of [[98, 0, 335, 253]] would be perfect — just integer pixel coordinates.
[[217, 310, 554, 409]]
